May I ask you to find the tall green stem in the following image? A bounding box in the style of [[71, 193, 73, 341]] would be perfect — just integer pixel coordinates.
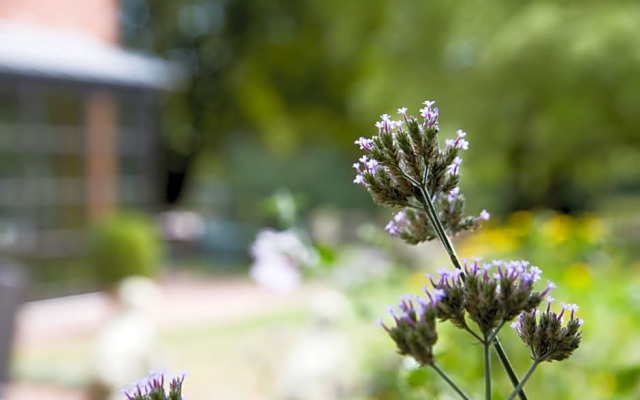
[[430, 364, 472, 400], [418, 186, 528, 400], [492, 337, 526, 400], [506, 361, 540, 400], [417, 187, 462, 270], [483, 338, 491, 400]]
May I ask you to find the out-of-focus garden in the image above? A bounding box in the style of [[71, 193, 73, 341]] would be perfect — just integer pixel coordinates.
[[4, 0, 640, 399]]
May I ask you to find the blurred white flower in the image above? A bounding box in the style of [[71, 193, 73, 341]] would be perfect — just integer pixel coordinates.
[[249, 229, 318, 293], [156, 210, 205, 241], [91, 276, 160, 400], [250, 251, 301, 294], [278, 290, 353, 400]]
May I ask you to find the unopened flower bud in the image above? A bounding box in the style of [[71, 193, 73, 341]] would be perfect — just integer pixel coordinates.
[[513, 300, 583, 362], [380, 295, 439, 366]]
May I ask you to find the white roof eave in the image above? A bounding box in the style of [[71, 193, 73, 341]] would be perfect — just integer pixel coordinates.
[[0, 22, 186, 90]]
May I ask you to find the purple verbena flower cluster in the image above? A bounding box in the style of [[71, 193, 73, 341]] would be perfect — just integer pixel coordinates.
[[379, 294, 439, 366], [380, 259, 575, 366], [428, 259, 555, 334], [511, 299, 583, 362], [353, 101, 488, 244], [122, 371, 185, 400], [363, 100, 584, 397]]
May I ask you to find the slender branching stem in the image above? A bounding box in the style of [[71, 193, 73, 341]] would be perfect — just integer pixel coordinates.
[[398, 168, 423, 189], [421, 163, 429, 187], [430, 364, 472, 400], [418, 187, 463, 270], [415, 185, 528, 400], [487, 321, 508, 344], [506, 360, 541, 400], [464, 325, 484, 343], [493, 340, 527, 400], [402, 203, 425, 212]]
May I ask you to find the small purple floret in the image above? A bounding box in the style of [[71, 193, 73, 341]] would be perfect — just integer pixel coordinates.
[[447, 156, 462, 175], [478, 209, 490, 221], [354, 137, 374, 152]]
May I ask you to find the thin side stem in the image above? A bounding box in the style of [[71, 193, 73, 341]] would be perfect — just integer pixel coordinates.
[[506, 360, 540, 400], [487, 321, 507, 344], [398, 168, 423, 189], [430, 364, 472, 400], [484, 338, 492, 400], [463, 324, 484, 343]]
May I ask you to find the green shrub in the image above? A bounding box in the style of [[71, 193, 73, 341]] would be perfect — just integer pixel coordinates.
[[90, 212, 162, 288]]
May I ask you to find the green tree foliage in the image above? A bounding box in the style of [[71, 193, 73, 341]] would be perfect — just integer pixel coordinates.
[[122, 0, 640, 214]]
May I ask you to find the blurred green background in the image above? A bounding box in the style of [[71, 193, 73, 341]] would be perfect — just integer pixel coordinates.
[[9, 1, 640, 399], [130, 1, 640, 397], [121, 0, 639, 219]]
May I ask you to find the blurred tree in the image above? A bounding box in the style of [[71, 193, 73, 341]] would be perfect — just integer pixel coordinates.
[[465, 2, 640, 213], [121, 0, 640, 214], [351, 1, 640, 213], [121, 0, 381, 208]]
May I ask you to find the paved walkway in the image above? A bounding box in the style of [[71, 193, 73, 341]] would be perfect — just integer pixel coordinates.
[[7, 275, 309, 400]]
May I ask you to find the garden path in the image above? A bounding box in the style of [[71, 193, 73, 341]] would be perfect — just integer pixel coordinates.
[[7, 274, 306, 400]]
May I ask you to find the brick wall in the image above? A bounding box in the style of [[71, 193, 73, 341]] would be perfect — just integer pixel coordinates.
[[0, 0, 119, 43]]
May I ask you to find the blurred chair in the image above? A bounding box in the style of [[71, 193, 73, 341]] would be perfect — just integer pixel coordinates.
[[0, 258, 28, 399]]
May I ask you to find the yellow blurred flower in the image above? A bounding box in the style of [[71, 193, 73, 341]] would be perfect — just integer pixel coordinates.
[[484, 228, 520, 253], [591, 371, 617, 398], [507, 210, 535, 237], [577, 214, 606, 245], [407, 271, 426, 292], [457, 238, 491, 259], [542, 213, 573, 244], [458, 227, 519, 258], [563, 262, 592, 289]]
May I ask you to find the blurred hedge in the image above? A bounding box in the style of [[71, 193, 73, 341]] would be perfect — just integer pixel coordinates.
[[90, 212, 162, 289]]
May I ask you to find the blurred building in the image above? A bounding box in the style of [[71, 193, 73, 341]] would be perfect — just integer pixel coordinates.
[[0, 0, 178, 289]]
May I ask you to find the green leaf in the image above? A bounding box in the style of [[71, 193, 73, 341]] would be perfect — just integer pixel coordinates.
[[405, 367, 429, 388], [316, 243, 338, 266]]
